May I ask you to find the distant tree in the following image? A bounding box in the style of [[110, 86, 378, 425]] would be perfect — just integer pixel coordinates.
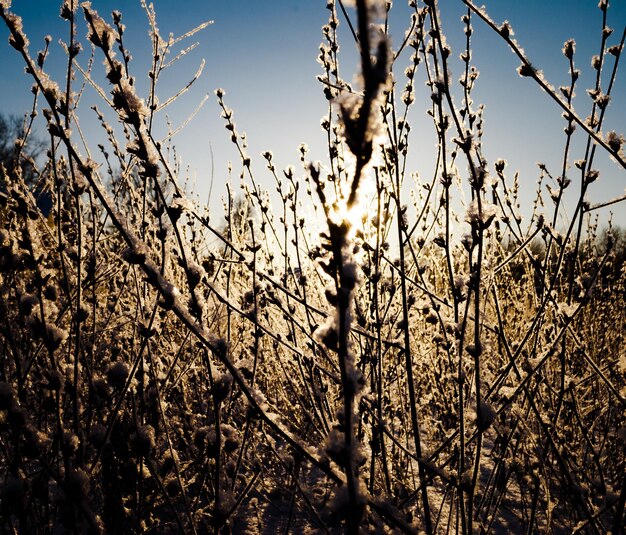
[[0, 113, 49, 212], [597, 225, 626, 291]]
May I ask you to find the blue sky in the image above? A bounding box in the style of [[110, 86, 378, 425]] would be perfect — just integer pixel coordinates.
[[1, 1, 625, 229]]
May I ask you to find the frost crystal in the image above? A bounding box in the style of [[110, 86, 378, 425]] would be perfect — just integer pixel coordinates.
[[112, 79, 148, 124], [83, 3, 117, 52], [465, 199, 497, 228], [44, 324, 68, 351]]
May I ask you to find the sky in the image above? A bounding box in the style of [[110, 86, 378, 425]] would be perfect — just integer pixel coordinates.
[[1, 0, 625, 231]]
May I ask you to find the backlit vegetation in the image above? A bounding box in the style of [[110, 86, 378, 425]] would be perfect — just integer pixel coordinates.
[[0, 0, 625, 533]]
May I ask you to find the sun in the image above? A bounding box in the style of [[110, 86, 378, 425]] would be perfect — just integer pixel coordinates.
[[342, 159, 381, 235], [343, 194, 371, 233]]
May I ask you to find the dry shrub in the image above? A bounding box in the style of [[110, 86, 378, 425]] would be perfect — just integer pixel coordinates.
[[0, 0, 625, 533]]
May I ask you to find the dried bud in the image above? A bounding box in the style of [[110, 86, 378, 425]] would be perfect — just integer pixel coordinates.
[[518, 63, 535, 77], [134, 424, 156, 456], [562, 39, 575, 60], [106, 360, 129, 389], [606, 131, 624, 153]]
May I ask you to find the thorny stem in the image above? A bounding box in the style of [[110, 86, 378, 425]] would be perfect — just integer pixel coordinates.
[[334, 223, 363, 533], [468, 199, 485, 535], [394, 170, 433, 535], [384, 39, 434, 530], [372, 168, 392, 495], [345, 0, 387, 208]]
